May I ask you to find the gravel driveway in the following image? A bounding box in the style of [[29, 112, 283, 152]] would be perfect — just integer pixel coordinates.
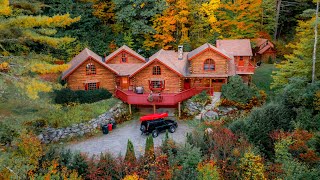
[[68, 119, 193, 157]]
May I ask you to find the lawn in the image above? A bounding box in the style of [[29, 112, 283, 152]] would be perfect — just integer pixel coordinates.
[[252, 63, 277, 96]]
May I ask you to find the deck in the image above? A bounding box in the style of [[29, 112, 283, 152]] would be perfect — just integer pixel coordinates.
[[236, 63, 255, 74], [115, 87, 210, 105]]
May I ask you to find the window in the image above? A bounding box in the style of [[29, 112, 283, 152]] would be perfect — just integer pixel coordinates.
[[121, 53, 127, 63], [240, 56, 243, 60], [86, 63, 96, 75], [85, 82, 99, 91], [149, 80, 165, 90], [152, 66, 161, 75], [203, 59, 215, 71]]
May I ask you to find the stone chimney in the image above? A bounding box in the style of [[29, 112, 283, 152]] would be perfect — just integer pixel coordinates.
[[178, 45, 183, 60]]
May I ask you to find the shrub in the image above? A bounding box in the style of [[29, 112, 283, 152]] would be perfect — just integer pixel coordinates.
[[222, 75, 259, 104], [54, 88, 112, 104], [243, 102, 295, 157], [0, 122, 17, 146], [125, 139, 136, 163]]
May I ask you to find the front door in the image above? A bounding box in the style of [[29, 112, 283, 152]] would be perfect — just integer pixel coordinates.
[[238, 57, 245, 66], [184, 79, 191, 90], [120, 76, 129, 90]]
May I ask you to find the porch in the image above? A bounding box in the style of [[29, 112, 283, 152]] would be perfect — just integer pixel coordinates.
[[115, 87, 210, 106], [236, 63, 255, 74]]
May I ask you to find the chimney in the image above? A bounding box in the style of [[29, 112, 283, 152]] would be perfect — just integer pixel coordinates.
[[178, 45, 183, 60]]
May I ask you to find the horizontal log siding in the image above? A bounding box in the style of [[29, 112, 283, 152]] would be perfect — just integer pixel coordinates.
[[67, 58, 116, 92], [132, 61, 181, 93], [106, 51, 144, 64], [190, 50, 228, 75]]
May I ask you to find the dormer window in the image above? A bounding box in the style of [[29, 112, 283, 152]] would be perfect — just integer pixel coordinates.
[[203, 59, 215, 71], [86, 63, 96, 75], [153, 66, 161, 75], [121, 53, 127, 63]]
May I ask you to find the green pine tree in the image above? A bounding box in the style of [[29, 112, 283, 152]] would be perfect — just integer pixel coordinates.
[[145, 135, 155, 161], [124, 139, 136, 163]]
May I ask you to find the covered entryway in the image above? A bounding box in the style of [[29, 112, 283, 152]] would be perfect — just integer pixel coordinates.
[[120, 76, 129, 90]]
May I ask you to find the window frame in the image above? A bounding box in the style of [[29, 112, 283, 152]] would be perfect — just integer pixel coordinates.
[[149, 80, 165, 91], [203, 58, 215, 71], [152, 66, 161, 75], [121, 53, 128, 63], [85, 82, 100, 91], [86, 63, 96, 75]]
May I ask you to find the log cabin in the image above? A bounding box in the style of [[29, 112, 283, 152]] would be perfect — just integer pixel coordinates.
[[253, 38, 277, 63], [61, 41, 255, 113]]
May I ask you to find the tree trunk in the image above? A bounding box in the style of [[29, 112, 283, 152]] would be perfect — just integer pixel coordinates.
[[274, 0, 282, 40], [312, 0, 319, 83]]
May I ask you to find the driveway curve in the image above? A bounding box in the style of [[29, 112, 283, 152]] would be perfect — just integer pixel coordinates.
[[68, 120, 193, 157]]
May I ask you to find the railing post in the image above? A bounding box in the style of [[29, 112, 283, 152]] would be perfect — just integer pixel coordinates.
[[178, 102, 181, 118]]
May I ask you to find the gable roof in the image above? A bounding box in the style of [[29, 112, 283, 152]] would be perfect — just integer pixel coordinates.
[[61, 48, 117, 80], [187, 43, 232, 60], [253, 38, 276, 54], [104, 45, 145, 63], [107, 64, 144, 76], [216, 39, 253, 56], [130, 49, 188, 77]]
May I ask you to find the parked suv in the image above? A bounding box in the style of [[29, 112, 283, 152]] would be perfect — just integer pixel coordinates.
[[140, 113, 178, 138]]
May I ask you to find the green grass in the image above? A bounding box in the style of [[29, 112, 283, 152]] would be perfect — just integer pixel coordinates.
[[1, 96, 120, 130], [252, 64, 278, 96]]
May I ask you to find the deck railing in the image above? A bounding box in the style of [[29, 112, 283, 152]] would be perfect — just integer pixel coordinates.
[[236, 63, 255, 74], [115, 87, 211, 105]]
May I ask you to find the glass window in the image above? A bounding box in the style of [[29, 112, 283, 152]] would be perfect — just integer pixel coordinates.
[[121, 53, 127, 63], [152, 66, 161, 75], [203, 59, 215, 71], [87, 83, 98, 90], [86, 63, 96, 75], [150, 80, 165, 89]]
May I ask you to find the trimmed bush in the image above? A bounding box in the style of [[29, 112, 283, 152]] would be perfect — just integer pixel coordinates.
[[222, 75, 259, 104], [54, 88, 112, 104]]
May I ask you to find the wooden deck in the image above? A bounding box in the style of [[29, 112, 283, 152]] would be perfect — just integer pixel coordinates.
[[115, 87, 210, 105]]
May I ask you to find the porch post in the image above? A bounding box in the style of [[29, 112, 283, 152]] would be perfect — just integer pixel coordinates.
[[178, 102, 181, 118], [129, 104, 132, 115], [153, 104, 156, 114]]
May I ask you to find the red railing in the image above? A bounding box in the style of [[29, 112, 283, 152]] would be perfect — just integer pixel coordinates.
[[115, 87, 210, 105], [236, 63, 255, 74]]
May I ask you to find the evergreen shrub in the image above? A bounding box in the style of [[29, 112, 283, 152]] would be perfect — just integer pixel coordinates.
[[54, 88, 112, 104]]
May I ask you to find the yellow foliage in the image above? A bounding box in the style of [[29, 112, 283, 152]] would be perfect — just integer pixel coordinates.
[[30, 63, 69, 74], [0, 61, 9, 71], [0, 0, 11, 15], [17, 78, 53, 99], [239, 152, 266, 180], [122, 173, 143, 180], [314, 91, 320, 110], [201, 0, 220, 24], [23, 30, 76, 48]]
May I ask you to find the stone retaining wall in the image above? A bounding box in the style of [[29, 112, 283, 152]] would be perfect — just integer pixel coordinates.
[[38, 102, 127, 144]]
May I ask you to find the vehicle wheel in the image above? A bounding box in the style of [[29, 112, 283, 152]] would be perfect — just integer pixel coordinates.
[[152, 130, 158, 138], [140, 125, 146, 132], [169, 125, 176, 133]]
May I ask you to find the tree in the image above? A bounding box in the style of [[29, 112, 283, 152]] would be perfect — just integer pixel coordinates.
[[239, 152, 266, 180], [145, 135, 155, 161], [125, 139, 136, 163], [0, 0, 80, 56], [216, 0, 262, 39], [312, 0, 319, 83], [272, 17, 320, 89]]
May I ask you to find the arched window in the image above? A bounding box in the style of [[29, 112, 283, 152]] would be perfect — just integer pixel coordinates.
[[153, 66, 161, 75], [86, 63, 96, 75], [203, 59, 215, 71]]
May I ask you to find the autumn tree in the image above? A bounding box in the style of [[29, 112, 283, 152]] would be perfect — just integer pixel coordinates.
[[272, 16, 320, 89], [216, 0, 262, 39], [239, 151, 266, 180]]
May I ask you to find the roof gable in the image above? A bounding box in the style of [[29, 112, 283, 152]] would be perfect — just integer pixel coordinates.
[[216, 39, 253, 56], [61, 48, 117, 80], [188, 43, 232, 60], [105, 45, 145, 63], [130, 50, 186, 78]]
